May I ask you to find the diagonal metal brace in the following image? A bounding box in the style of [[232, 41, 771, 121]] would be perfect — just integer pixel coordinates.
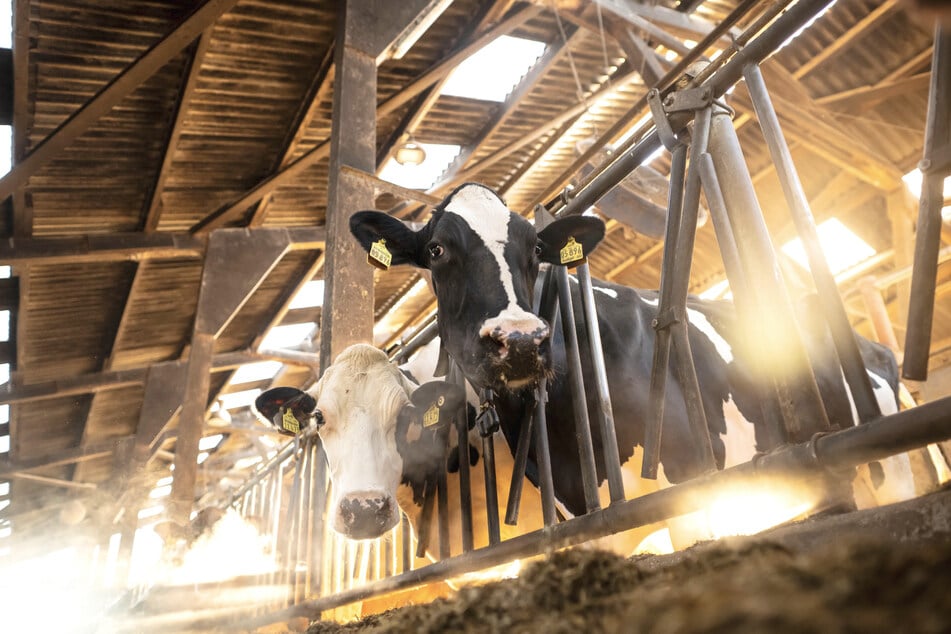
[[648, 88, 680, 151]]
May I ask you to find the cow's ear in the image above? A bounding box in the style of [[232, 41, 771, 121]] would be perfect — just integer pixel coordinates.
[[536, 216, 606, 268], [253, 387, 317, 436], [409, 381, 466, 430], [350, 211, 426, 268]]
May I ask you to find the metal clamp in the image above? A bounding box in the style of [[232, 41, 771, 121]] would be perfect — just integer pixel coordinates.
[[662, 86, 714, 114], [648, 88, 680, 151], [651, 307, 682, 331], [477, 388, 501, 437]]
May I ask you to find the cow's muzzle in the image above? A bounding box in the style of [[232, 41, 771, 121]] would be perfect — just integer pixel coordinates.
[[482, 323, 551, 388], [334, 491, 398, 539]]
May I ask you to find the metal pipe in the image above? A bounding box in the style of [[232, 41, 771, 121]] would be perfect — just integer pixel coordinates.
[[668, 105, 717, 472], [903, 26, 951, 380], [551, 0, 832, 221], [643, 142, 688, 478], [555, 264, 602, 513], [576, 263, 625, 503], [533, 378, 558, 527], [697, 152, 786, 449], [450, 363, 474, 552], [388, 315, 439, 364], [504, 399, 535, 526], [744, 62, 881, 425], [480, 432, 502, 545], [436, 468, 450, 559], [244, 393, 951, 625], [707, 105, 831, 441]]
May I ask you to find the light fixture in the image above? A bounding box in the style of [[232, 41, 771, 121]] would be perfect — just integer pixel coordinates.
[[395, 135, 426, 166]]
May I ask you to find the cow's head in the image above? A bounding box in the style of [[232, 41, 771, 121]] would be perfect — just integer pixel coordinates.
[[253, 344, 465, 540], [350, 183, 605, 392]]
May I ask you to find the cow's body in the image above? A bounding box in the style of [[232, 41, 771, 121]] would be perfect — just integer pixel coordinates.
[[351, 183, 916, 546]]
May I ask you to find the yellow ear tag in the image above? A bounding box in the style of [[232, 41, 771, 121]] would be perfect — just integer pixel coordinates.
[[423, 403, 440, 428], [368, 239, 392, 270], [281, 409, 301, 434], [560, 236, 585, 267]]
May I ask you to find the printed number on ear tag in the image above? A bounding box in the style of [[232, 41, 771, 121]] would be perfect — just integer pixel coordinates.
[[422, 403, 441, 428], [368, 239, 392, 270], [560, 236, 585, 267], [281, 408, 301, 434]]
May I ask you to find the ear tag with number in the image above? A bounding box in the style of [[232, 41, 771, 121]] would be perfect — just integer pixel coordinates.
[[560, 236, 585, 267], [422, 395, 445, 428], [368, 239, 392, 270], [281, 408, 301, 434]]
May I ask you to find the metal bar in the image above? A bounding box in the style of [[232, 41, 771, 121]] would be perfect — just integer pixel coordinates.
[[576, 263, 625, 503], [480, 432, 502, 545], [697, 152, 786, 450], [903, 26, 951, 380], [550, 0, 831, 221], [245, 393, 951, 625], [503, 400, 535, 526], [436, 468, 450, 559], [505, 266, 558, 525], [643, 142, 688, 479], [668, 105, 717, 472], [707, 106, 831, 441], [533, 378, 558, 527], [744, 62, 881, 425], [401, 513, 412, 573], [415, 479, 435, 559], [555, 265, 601, 513], [451, 363, 474, 552]]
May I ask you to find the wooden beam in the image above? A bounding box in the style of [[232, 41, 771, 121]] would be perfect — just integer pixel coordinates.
[[249, 44, 336, 227], [606, 240, 664, 280], [189, 4, 543, 234], [142, 32, 214, 232], [431, 22, 578, 191], [0, 232, 206, 265], [12, 0, 33, 236], [792, 0, 899, 79], [0, 227, 323, 265], [815, 72, 931, 110], [0, 0, 242, 203], [319, 0, 379, 372], [0, 435, 134, 477], [0, 350, 262, 405]]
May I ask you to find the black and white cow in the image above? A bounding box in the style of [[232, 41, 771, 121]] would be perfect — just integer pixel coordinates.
[[350, 182, 915, 533], [253, 343, 547, 556]]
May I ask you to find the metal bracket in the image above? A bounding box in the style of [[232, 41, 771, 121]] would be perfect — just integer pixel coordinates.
[[648, 88, 680, 151], [651, 307, 682, 331], [662, 86, 714, 114], [477, 388, 501, 437]]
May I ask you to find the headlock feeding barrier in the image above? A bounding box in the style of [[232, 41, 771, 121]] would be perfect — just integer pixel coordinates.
[[119, 1, 951, 629]]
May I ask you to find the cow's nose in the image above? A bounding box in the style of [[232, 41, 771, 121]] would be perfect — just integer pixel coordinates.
[[335, 492, 397, 539], [485, 322, 550, 359]]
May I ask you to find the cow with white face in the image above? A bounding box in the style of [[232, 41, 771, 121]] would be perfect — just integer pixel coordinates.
[[350, 182, 917, 529], [254, 342, 551, 556], [254, 344, 466, 540]]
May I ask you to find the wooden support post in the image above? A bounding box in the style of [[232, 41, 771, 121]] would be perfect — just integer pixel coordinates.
[[859, 276, 902, 357], [169, 228, 293, 527], [319, 0, 383, 371]]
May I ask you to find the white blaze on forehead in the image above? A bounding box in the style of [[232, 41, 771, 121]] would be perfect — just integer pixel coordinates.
[[642, 297, 734, 363], [445, 186, 545, 334], [314, 344, 411, 500]]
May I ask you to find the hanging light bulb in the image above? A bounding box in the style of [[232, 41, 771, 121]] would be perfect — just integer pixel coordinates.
[[395, 135, 426, 166]]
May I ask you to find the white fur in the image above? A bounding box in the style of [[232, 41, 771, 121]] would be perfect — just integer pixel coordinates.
[[445, 186, 547, 339], [641, 297, 733, 363]]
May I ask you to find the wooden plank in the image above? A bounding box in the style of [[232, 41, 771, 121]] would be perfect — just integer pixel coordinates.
[[0, 232, 207, 265], [0, 0, 243, 203], [815, 72, 931, 110], [0, 435, 134, 477]]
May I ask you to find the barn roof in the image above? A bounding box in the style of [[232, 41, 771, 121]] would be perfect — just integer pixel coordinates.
[[0, 0, 946, 544]]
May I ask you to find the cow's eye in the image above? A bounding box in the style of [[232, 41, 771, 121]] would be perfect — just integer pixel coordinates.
[[534, 244, 543, 257], [314, 410, 325, 427], [428, 243, 444, 260]]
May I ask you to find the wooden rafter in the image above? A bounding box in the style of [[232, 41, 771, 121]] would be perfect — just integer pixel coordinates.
[[189, 3, 545, 234], [142, 32, 214, 233]]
